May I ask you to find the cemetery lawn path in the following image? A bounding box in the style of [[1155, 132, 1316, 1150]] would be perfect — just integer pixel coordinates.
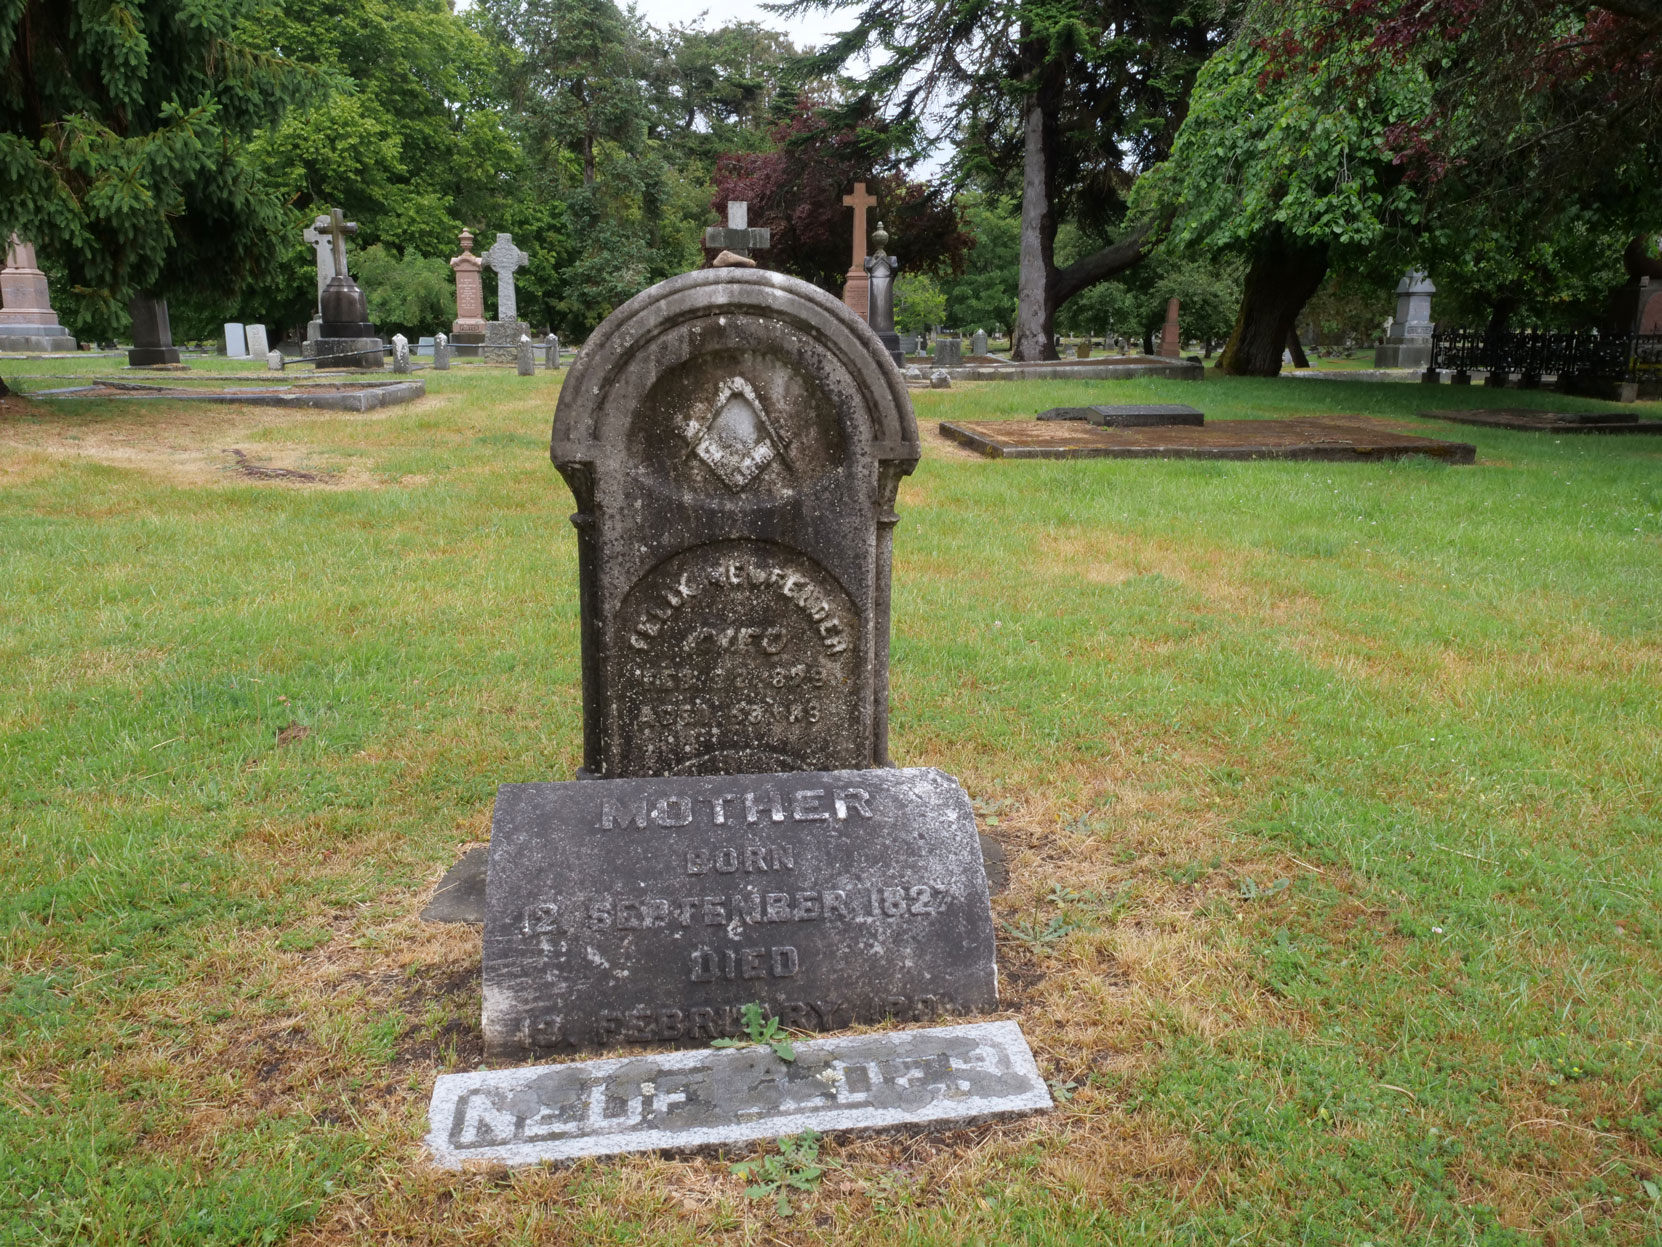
[[2, 359, 1659, 1246]]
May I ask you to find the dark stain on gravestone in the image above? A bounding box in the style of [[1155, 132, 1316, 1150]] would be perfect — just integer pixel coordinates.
[[551, 269, 919, 779]]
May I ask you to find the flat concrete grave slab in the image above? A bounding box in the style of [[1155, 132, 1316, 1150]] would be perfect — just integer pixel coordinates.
[[1417, 408, 1662, 434], [29, 379, 423, 412], [482, 766, 998, 1059], [427, 1019, 1050, 1168], [939, 417, 1475, 463], [1036, 404, 1203, 426]]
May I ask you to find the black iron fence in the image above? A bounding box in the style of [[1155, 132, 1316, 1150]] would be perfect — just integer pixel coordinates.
[[1429, 328, 1662, 383]]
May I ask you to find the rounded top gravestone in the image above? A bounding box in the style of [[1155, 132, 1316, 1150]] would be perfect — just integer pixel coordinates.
[[552, 267, 920, 779]]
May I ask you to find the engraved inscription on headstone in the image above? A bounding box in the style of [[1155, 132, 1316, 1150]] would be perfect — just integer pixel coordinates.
[[481, 767, 997, 1057], [428, 1020, 1049, 1167], [551, 267, 919, 779]]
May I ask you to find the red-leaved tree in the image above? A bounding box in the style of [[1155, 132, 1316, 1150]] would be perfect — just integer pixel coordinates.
[[709, 96, 971, 294]]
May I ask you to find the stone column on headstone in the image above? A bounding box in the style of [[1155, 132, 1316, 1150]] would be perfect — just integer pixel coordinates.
[[516, 333, 535, 376], [392, 333, 411, 374], [550, 265, 921, 780], [1375, 272, 1436, 369], [432, 331, 451, 370], [1157, 298, 1182, 358], [482, 233, 531, 362], [126, 294, 180, 366], [704, 201, 771, 266], [449, 230, 488, 356], [544, 333, 560, 369], [302, 216, 336, 347], [312, 208, 384, 368], [0, 235, 77, 352], [841, 181, 877, 322], [863, 221, 903, 369], [224, 323, 248, 358], [245, 324, 269, 359], [971, 329, 988, 357], [266, 350, 285, 372]]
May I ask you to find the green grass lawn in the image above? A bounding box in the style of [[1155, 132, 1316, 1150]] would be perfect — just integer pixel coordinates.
[[2, 356, 1659, 1246]]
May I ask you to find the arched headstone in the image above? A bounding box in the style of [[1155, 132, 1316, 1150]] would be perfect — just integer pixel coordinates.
[[551, 268, 920, 779]]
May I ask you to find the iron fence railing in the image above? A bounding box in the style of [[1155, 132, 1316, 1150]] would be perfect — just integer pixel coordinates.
[[1428, 328, 1662, 383]]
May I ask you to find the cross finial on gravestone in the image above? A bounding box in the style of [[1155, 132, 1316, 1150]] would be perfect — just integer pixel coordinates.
[[704, 202, 770, 260], [843, 182, 876, 269], [483, 233, 530, 324], [317, 209, 358, 280]]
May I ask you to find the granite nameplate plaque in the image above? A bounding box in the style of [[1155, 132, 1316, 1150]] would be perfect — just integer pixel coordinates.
[[482, 766, 997, 1058], [428, 1020, 1050, 1167]]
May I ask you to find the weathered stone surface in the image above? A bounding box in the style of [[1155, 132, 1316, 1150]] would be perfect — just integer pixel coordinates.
[[484, 319, 530, 363], [0, 235, 76, 352], [392, 333, 411, 373], [1157, 297, 1181, 358], [516, 334, 535, 376], [933, 336, 962, 368], [551, 267, 918, 779], [224, 323, 248, 358], [423, 846, 490, 924], [266, 350, 284, 372], [481, 766, 997, 1058], [1036, 404, 1204, 426], [970, 330, 988, 357], [245, 324, 270, 359], [433, 332, 452, 371], [428, 1020, 1050, 1168], [127, 294, 179, 367], [929, 369, 951, 389], [483, 233, 530, 324]]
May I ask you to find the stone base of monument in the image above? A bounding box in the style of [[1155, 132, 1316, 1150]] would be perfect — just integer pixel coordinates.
[[1037, 404, 1203, 426], [0, 330, 79, 353], [1375, 340, 1432, 370], [309, 336, 385, 369], [427, 1019, 1051, 1168], [127, 346, 182, 367], [449, 332, 485, 358], [483, 321, 530, 364], [940, 416, 1476, 463], [480, 767, 999, 1060]]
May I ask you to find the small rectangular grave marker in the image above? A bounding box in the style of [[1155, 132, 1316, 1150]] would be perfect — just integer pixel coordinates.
[[1036, 404, 1204, 426], [482, 766, 997, 1058], [427, 1019, 1049, 1168]]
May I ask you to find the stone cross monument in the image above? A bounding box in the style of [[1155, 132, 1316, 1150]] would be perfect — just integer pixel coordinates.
[[842, 182, 877, 323], [482, 232, 530, 362], [302, 214, 344, 342], [0, 236, 76, 352], [449, 230, 488, 350], [703, 202, 770, 262], [308, 208, 383, 369]]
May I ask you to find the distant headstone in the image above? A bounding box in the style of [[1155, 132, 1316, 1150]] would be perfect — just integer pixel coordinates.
[[930, 368, 951, 389], [904, 365, 924, 382], [863, 221, 902, 368], [841, 181, 877, 322], [430, 1020, 1050, 1167], [266, 350, 284, 372], [433, 331, 451, 370], [482, 768, 999, 1057], [392, 333, 411, 373], [1074, 341, 1091, 359], [245, 324, 269, 359], [1375, 272, 1435, 369], [971, 329, 988, 357], [1037, 404, 1203, 426], [550, 267, 920, 779], [544, 333, 560, 369], [126, 294, 179, 366], [417, 336, 435, 358], [933, 336, 962, 368], [898, 332, 918, 356], [224, 323, 248, 358], [449, 230, 487, 353], [1157, 298, 1181, 359], [516, 333, 535, 376]]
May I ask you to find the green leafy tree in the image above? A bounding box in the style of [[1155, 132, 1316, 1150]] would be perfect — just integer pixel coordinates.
[[0, 0, 310, 352], [894, 274, 946, 334], [352, 244, 453, 340], [943, 195, 1020, 335]]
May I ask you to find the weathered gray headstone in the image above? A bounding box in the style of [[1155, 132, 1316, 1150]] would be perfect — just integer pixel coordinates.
[[224, 322, 248, 358], [544, 333, 560, 369], [1037, 404, 1204, 426], [392, 333, 411, 373], [482, 767, 997, 1057], [428, 1020, 1049, 1167], [433, 331, 451, 371], [898, 332, 918, 357], [971, 329, 988, 357], [550, 267, 919, 779], [516, 333, 535, 376], [245, 323, 269, 359], [417, 335, 435, 357], [266, 349, 284, 372], [933, 335, 962, 368], [1375, 272, 1436, 369], [126, 294, 179, 366]]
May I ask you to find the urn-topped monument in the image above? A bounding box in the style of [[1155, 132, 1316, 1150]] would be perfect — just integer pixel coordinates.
[[550, 267, 921, 779]]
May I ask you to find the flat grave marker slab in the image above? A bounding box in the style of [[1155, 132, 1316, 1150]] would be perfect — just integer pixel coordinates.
[[1417, 408, 1662, 434], [939, 417, 1476, 463], [483, 766, 997, 1059], [428, 1019, 1050, 1168], [1036, 403, 1204, 426]]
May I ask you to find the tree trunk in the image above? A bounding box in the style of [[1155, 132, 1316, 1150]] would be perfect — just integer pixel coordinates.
[[1286, 328, 1310, 369], [1486, 297, 1516, 335], [1011, 91, 1058, 362], [1215, 231, 1329, 376], [0, 374, 9, 399]]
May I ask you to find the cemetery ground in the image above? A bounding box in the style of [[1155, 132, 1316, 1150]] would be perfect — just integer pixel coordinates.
[[2, 358, 1660, 1246]]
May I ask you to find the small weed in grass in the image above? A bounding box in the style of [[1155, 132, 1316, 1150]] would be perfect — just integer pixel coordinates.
[[731, 1131, 825, 1216], [1236, 875, 1291, 902], [710, 1001, 796, 1062]]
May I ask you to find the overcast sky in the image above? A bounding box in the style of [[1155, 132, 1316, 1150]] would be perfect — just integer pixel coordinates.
[[628, 0, 846, 50]]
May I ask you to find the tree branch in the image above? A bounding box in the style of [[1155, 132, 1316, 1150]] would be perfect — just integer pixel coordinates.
[[1052, 217, 1156, 305]]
